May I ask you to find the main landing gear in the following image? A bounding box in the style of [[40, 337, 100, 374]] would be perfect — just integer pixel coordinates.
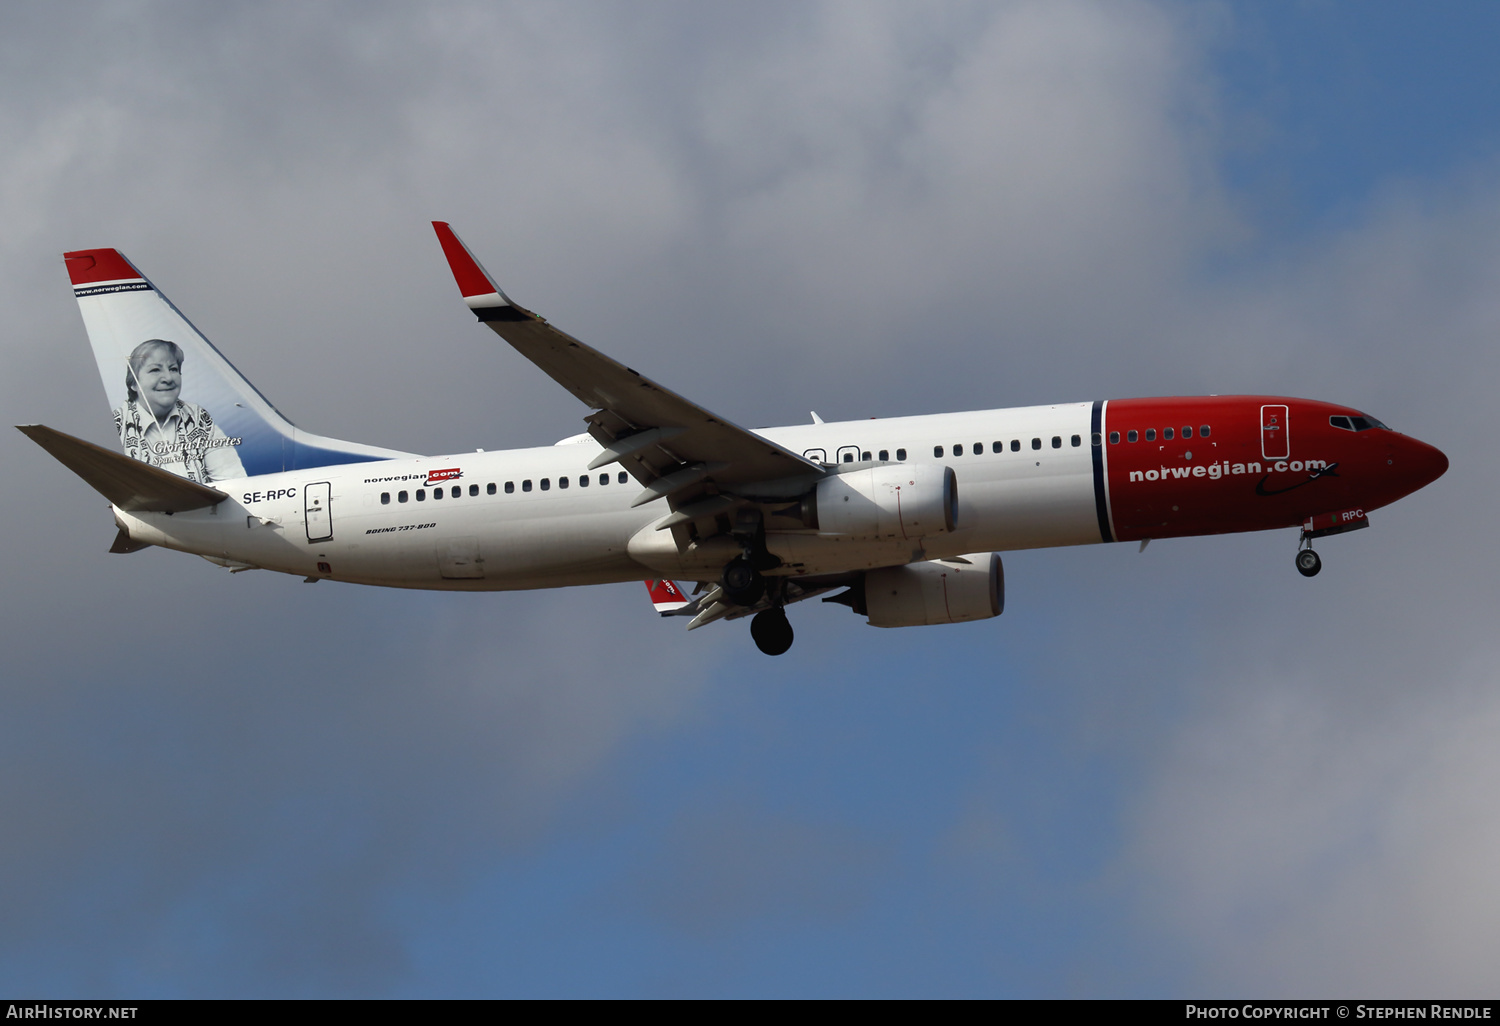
[[724, 557, 794, 655], [723, 510, 794, 655], [751, 607, 794, 656], [721, 555, 766, 606]]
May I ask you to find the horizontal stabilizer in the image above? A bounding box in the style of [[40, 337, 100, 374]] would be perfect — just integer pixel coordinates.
[[18, 424, 228, 512]]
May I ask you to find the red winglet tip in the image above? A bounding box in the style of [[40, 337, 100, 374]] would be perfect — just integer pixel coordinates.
[[431, 221, 496, 299], [646, 580, 688, 607], [64, 248, 142, 286]]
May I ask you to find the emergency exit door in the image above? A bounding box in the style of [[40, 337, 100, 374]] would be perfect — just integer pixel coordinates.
[[305, 482, 333, 542]]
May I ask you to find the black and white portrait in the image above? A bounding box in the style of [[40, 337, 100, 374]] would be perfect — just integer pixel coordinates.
[[113, 338, 246, 484]]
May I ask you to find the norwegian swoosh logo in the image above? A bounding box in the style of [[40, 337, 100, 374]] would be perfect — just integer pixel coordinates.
[[1255, 462, 1341, 497]]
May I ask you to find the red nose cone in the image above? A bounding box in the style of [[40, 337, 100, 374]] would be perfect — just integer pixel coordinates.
[[1399, 436, 1448, 493]]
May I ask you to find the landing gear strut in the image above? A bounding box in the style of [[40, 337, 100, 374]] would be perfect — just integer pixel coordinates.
[[751, 607, 794, 655], [1295, 545, 1322, 578]]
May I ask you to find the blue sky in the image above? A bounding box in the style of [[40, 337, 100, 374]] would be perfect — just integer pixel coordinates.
[[3, 1, 1499, 997]]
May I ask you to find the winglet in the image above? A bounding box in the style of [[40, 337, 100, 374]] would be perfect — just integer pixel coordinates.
[[431, 221, 530, 322], [645, 579, 691, 615]]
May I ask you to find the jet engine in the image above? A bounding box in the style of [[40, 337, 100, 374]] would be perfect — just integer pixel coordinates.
[[862, 552, 1003, 628], [809, 464, 957, 540]]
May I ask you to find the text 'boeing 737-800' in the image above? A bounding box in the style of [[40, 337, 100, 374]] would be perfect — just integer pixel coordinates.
[[20, 223, 1448, 655]]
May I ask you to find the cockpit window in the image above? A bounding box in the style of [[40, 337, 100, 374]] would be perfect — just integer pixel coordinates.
[[1332, 414, 1390, 432]]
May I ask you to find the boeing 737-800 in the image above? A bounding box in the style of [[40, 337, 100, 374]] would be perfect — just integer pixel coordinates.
[[20, 223, 1448, 654]]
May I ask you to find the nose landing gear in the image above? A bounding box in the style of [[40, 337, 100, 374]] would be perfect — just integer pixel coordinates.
[[1295, 548, 1322, 577]]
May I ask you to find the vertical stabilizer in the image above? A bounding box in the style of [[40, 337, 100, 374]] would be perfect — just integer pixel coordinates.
[[65, 248, 412, 483]]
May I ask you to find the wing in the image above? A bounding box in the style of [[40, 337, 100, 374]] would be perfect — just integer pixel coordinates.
[[432, 223, 822, 516]]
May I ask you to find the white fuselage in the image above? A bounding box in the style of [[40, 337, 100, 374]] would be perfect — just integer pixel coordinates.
[[116, 404, 1104, 589]]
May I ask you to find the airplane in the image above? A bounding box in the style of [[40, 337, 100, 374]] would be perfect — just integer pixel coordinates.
[[20, 223, 1449, 655]]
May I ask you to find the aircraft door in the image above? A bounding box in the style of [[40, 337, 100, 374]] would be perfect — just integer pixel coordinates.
[[305, 481, 333, 542], [803, 447, 828, 464], [1261, 405, 1290, 460], [836, 445, 860, 465]]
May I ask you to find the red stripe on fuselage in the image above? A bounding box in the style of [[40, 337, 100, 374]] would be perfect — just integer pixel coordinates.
[[1102, 396, 1446, 543]]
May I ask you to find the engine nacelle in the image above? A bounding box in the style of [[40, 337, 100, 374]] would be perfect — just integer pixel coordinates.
[[864, 552, 1003, 628], [811, 464, 957, 540]]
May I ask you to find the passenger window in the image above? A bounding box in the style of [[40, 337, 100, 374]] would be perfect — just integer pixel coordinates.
[[416, 489, 426, 501], [1109, 432, 1119, 444], [599, 474, 609, 486], [862, 451, 872, 460], [991, 441, 1002, 453], [1091, 432, 1102, 446], [452, 486, 461, 498], [842, 451, 854, 463], [398, 490, 408, 503], [381, 492, 390, 505], [505, 481, 514, 493], [1163, 427, 1174, 440], [1145, 429, 1156, 441], [1052, 436, 1061, 448], [1127, 430, 1138, 442], [490, 483, 499, 495], [952, 444, 963, 456], [558, 476, 568, 489], [579, 474, 589, 487], [541, 478, 550, 491], [522, 480, 532, 492], [878, 450, 889, 461], [1182, 425, 1193, 438], [896, 448, 906, 461], [432, 488, 442, 500], [470, 484, 479, 496], [1010, 440, 1020, 452], [1031, 438, 1041, 450], [1199, 425, 1210, 438], [972, 443, 982, 455], [934, 445, 944, 457], [1071, 434, 1081, 447], [618, 472, 628, 484]]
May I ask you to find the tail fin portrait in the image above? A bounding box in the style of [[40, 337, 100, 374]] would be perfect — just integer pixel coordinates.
[[66, 248, 410, 482]]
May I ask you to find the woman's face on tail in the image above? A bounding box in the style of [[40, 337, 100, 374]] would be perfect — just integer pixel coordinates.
[[133, 345, 181, 418]]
